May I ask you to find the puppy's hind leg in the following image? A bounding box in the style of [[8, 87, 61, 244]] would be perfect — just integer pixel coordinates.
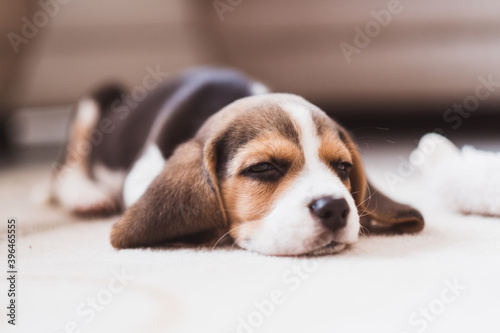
[[51, 97, 119, 217], [53, 166, 120, 216]]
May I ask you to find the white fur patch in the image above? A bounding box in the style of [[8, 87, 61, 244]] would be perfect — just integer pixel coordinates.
[[76, 98, 100, 128], [123, 145, 165, 208], [242, 101, 360, 256], [251, 82, 270, 95], [53, 166, 116, 212], [93, 163, 126, 199]]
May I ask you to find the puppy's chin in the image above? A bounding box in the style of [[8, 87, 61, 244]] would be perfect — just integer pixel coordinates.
[[236, 238, 350, 257], [304, 241, 347, 256]]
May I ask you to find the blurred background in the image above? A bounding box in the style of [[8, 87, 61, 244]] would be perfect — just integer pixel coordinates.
[[0, 0, 499, 161]]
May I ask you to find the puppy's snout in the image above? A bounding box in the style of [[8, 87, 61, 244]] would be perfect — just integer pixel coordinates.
[[309, 197, 350, 232]]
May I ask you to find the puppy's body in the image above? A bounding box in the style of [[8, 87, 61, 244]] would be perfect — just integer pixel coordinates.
[[52, 67, 424, 256], [53, 68, 263, 214]]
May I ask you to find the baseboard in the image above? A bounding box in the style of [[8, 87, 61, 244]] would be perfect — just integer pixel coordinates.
[[6, 105, 73, 148]]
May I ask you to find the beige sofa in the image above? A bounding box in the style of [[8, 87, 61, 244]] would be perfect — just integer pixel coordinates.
[[1, 0, 500, 113]]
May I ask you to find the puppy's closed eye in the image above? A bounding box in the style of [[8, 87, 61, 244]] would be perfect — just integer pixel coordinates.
[[241, 161, 290, 182], [330, 161, 353, 181]]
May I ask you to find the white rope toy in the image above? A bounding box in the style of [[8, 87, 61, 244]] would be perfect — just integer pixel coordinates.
[[411, 133, 500, 216]]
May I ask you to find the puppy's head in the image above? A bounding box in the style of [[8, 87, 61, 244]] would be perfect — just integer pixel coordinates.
[[111, 94, 424, 255]]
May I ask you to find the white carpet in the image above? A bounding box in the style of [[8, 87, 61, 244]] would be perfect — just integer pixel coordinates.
[[1, 140, 499, 333]]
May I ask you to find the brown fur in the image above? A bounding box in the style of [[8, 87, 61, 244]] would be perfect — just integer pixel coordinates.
[[110, 140, 225, 248], [221, 134, 305, 241], [318, 130, 354, 188]]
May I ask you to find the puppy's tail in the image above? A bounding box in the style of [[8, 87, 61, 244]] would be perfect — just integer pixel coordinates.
[[88, 84, 127, 118]]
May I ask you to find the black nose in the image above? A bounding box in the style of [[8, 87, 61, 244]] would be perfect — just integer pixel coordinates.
[[309, 197, 350, 232]]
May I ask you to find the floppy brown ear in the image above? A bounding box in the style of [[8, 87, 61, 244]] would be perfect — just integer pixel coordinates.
[[110, 140, 227, 249], [343, 130, 425, 234]]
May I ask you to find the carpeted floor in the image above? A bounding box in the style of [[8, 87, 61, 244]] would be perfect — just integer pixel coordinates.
[[1, 136, 499, 333]]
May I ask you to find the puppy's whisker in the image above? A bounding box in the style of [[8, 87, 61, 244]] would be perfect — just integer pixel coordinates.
[[356, 192, 375, 211], [357, 199, 376, 220], [358, 206, 378, 218], [358, 224, 369, 236], [211, 220, 261, 250]]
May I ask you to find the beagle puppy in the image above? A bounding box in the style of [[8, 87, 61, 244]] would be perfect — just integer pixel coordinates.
[[51, 67, 424, 256]]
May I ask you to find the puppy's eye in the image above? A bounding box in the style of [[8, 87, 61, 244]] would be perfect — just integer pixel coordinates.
[[335, 162, 352, 171], [332, 161, 352, 179], [248, 162, 275, 173], [242, 162, 287, 182]]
